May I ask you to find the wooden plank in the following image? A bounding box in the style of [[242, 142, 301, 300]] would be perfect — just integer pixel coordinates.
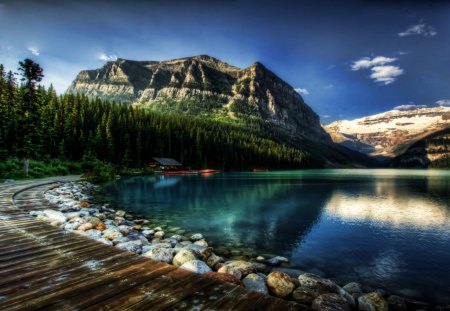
[[0, 259, 152, 311], [83, 266, 197, 311], [50, 262, 178, 310]]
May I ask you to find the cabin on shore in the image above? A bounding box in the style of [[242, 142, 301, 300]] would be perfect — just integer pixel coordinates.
[[149, 157, 183, 171]]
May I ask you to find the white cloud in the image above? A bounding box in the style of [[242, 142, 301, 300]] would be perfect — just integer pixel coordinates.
[[370, 65, 404, 85], [393, 104, 427, 111], [324, 84, 334, 89], [322, 115, 331, 118], [28, 47, 40, 56], [295, 88, 309, 95], [436, 99, 450, 107], [351, 56, 397, 71], [398, 22, 437, 37], [99, 53, 118, 61]]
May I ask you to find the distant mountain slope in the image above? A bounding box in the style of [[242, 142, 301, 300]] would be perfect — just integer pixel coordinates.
[[67, 55, 330, 143], [391, 127, 450, 168], [324, 107, 450, 159]]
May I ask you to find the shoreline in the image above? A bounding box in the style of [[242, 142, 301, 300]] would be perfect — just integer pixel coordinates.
[[30, 180, 446, 310]]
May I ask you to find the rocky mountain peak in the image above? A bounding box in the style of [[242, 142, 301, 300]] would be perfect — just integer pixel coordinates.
[[67, 55, 332, 143]]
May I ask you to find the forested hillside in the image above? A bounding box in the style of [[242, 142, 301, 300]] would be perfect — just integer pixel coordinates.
[[0, 60, 317, 179]]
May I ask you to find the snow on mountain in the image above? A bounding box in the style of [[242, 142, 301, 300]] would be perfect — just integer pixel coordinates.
[[324, 107, 450, 158]]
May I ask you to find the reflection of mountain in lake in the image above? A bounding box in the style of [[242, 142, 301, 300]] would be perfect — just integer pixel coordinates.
[[325, 178, 450, 229], [102, 174, 331, 255]]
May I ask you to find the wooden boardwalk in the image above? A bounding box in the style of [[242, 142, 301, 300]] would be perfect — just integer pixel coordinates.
[[0, 177, 307, 310]]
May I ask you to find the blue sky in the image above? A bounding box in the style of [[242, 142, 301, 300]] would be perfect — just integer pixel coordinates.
[[0, 0, 449, 123]]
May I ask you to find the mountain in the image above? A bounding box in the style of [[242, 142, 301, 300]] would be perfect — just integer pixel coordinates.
[[324, 107, 450, 160], [391, 127, 450, 168], [67, 55, 330, 143]]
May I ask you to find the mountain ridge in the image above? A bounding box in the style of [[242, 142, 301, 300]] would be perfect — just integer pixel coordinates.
[[67, 54, 330, 143], [324, 106, 450, 159]]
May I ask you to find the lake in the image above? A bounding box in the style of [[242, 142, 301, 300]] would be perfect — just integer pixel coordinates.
[[101, 169, 450, 305]]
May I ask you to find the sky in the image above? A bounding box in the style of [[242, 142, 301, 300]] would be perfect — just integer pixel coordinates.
[[0, 0, 449, 123]]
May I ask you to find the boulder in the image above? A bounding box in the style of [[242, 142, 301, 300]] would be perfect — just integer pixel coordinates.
[[312, 293, 351, 311], [194, 239, 208, 247], [172, 248, 199, 266], [154, 231, 165, 239], [102, 227, 124, 240], [218, 265, 242, 280], [266, 271, 295, 298], [242, 273, 269, 295], [293, 287, 318, 304], [115, 210, 126, 217], [358, 292, 388, 311], [43, 209, 66, 223], [85, 229, 102, 239], [206, 253, 222, 268], [180, 260, 212, 274], [343, 282, 363, 294], [222, 260, 256, 277], [78, 223, 93, 231], [143, 247, 173, 263], [115, 241, 142, 254], [190, 233, 203, 241]]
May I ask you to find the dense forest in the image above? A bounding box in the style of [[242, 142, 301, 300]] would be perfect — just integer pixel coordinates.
[[0, 60, 316, 179]]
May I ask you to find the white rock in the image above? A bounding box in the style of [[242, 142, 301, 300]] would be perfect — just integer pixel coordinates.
[[180, 260, 212, 274]]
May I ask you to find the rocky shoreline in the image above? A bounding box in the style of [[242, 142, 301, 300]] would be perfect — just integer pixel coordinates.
[[30, 181, 446, 311]]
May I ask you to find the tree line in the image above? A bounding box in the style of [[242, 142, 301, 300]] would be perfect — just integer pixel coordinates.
[[0, 60, 316, 172]]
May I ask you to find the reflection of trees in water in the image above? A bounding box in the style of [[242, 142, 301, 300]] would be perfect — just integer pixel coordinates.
[[102, 174, 332, 255]]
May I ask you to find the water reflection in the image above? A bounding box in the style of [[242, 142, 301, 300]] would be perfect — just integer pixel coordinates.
[[102, 170, 450, 305]]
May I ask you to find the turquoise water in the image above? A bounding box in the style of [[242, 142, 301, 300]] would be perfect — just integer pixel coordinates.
[[102, 169, 450, 305]]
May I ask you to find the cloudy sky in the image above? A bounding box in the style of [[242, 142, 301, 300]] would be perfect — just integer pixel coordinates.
[[0, 0, 449, 122]]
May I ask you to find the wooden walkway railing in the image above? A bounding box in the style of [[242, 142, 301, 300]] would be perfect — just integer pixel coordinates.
[[0, 177, 307, 310]]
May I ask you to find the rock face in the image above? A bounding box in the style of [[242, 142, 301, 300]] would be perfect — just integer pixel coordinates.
[[67, 55, 330, 144], [324, 106, 450, 159]]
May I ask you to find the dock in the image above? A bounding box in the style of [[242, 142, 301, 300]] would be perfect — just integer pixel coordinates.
[[0, 177, 306, 310]]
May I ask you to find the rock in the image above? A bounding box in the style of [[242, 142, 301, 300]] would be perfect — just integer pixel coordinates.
[[358, 292, 388, 311], [206, 253, 222, 268], [266, 271, 295, 298], [143, 247, 173, 263], [180, 260, 212, 274], [312, 293, 351, 311], [115, 241, 142, 254], [172, 248, 199, 267], [404, 298, 431, 311], [343, 282, 363, 294], [190, 233, 203, 241], [218, 265, 242, 280], [387, 295, 407, 311], [95, 222, 106, 231], [293, 287, 318, 304], [154, 231, 165, 239], [222, 260, 256, 277], [43, 209, 66, 223], [256, 256, 265, 262], [242, 273, 269, 295], [297, 273, 339, 299], [79, 201, 90, 208], [154, 226, 163, 231], [194, 239, 208, 247], [85, 229, 102, 239], [142, 229, 155, 238], [266, 256, 289, 266], [117, 225, 131, 236], [115, 210, 126, 217], [204, 272, 243, 286], [102, 227, 124, 240], [84, 216, 101, 227], [63, 221, 80, 231], [78, 223, 93, 231]]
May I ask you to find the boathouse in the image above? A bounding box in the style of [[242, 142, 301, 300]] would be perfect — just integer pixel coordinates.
[[149, 157, 183, 171]]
